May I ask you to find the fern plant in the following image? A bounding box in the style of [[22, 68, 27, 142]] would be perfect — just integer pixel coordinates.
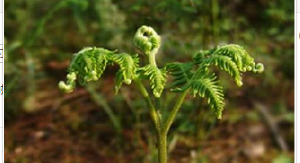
[[59, 25, 264, 163]]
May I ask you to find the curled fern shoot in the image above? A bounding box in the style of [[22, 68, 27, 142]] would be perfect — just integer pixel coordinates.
[[133, 25, 166, 97], [133, 25, 161, 56]]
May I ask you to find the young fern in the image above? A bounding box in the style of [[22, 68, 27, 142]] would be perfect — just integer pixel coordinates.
[[59, 25, 264, 163]]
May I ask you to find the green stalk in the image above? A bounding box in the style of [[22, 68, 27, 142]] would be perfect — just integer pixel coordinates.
[[135, 79, 189, 163], [163, 89, 189, 135], [158, 89, 189, 163], [134, 79, 162, 135], [158, 134, 167, 163], [148, 50, 158, 67]]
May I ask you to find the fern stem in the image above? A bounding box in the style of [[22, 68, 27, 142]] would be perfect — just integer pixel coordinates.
[[157, 134, 167, 163], [149, 51, 157, 67], [134, 79, 162, 134], [157, 89, 189, 163], [162, 89, 189, 135]]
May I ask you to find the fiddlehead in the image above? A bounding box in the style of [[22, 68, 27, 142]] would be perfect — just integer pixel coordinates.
[[134, 26, 167, 98], [133, 25, 161, 57]]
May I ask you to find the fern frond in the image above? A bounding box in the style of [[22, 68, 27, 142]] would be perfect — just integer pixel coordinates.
[[193, 48, 217, 64], [213, 44, 252, 71], [59, 47, 140, 93], [59, 47, 112, 92], [190, 71, 225, 119], [110, 53, 139, 85], [70, 47, 112, 84], [141, 65, 167, 98], [114, 70, 124, 94], [199, 55, 243, 86], [166, 62, 194, 92], [194, 44, 264, 73], [110, 53, 139, 94], [193, 44, 264, 86]]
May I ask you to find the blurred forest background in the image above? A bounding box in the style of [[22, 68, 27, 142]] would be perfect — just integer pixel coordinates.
[[4, 0, 294, 163]]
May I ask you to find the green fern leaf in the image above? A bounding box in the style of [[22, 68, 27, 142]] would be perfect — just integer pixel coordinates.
[[59, 47, 113, 93], [166, 62, 194, 92], [199, 55, 243, 86], [114, 70, 124, 94], [213, 44, 253, 71], [110, 53, 139, 85], [193, 44, 264, 87], [190, 70, 225, 119], [69, 47, 112, 85], [59, 48, 140, 93], [141, 65, 167, 98], [194, 44, 263, 72]]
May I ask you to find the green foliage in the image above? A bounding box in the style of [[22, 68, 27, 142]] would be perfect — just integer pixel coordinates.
[[70, 48, 112, 83], [166, 63, 225, 118], [110, 53, 139, 85], [166, 62, 193, 92], [193, 45, 264, 87], [60, 26, 263, 119], [59, 25, 263, 163], [133, 25, 161, 55], [166, 45, 263, 118], [190, 71, 225, 119], [140, 65, 167, 98], [5, 0, 292, 161], [59, 47, 139, 93]]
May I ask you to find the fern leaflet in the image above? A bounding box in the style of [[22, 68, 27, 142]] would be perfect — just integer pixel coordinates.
[[190, 70, 225, 119], [166, 62, 193, 91], [110, 53, 139, 85], [140, 65, 167, 98]]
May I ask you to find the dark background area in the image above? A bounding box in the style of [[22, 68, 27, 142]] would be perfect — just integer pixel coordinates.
[[4, 0, 294, 162]]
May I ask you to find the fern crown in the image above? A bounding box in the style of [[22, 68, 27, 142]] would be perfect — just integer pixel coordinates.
[[59, 26, 264, 119]]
